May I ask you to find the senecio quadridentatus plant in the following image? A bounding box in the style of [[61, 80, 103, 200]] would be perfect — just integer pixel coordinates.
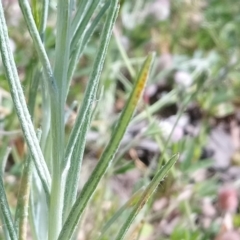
[[0, 0, 177, 239]]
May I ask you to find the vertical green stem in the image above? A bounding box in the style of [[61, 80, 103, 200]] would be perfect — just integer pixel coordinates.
[[49, 0, 71, 239]]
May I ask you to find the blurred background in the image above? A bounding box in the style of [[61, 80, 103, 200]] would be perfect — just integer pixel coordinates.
[[1, 0, 240, 239]]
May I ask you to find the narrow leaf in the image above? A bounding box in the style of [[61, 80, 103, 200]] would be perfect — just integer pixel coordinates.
[[67, 0, 110, 90], [115, 155, 178, 240], [0, 0, 51, 197], [0, 147, 11, 175], [62, 107, 93, 221], [70, 0, 99, 55], [15, 129, 42, 240], [31, 0, 40, 29], [48, 0, 71, 238], [62, 0, 119, 222], [70, 0, 93, 36], [0, 175, 17, 240], [39, 0, 49, 41], [28, 168, 44, 240], [99, 187, 145, 239], [19, 0, 57, 93], [63, 0, 117, 170], [27, 67, 40, 118], [81, 1, 110, 53], [0, 148, 13, 240], [59, 52, 154, 240]]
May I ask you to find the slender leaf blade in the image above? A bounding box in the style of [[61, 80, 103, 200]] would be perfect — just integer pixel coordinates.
[[15, 130, 42, 239], [63, 0, 117, 172], [70, 0, 93, 36], [39, 0, 49, 41], [70, 0, 99, 55], [0, 147, 11, 175], [67, 0, 110, 90], [99, 187, 146, 239], [19, 0, 57, 93], [48, 0, 71, 238], [62, 0, 119, 222], [115, 155, 178, 240], [62, 107, 93, 221], [0, 175, 17, 240], [59, 52, 154, 240], [0, 0, 51, 197]]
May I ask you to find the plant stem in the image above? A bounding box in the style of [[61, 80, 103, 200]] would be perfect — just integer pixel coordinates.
[[48, 0, 71, 239]]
